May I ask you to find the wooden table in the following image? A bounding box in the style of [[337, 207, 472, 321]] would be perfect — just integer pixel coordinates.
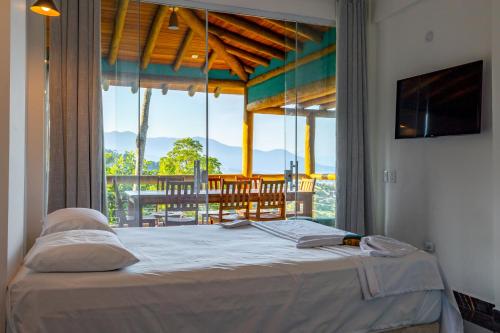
[[124, 189, 314, 225]]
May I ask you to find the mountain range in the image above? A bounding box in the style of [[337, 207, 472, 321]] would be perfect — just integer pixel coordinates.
[[105, 131, 334, 174]]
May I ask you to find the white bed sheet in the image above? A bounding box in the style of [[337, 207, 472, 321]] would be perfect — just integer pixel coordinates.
[[8, 226, 442, 333]]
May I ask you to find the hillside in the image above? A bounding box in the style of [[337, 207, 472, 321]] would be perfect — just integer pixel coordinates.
[[105, 131, 334, 174]]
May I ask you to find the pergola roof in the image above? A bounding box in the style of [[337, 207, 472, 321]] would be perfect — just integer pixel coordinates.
[[101, 0, 329, 75], [100, 0, 336, 113]]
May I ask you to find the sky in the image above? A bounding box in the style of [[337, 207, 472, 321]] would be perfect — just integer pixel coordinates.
[[103, 86, 335, 166]]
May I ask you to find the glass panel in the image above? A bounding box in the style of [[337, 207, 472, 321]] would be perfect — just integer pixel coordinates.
[[296, 21, 336, 224], [102, 0, 141, 228], [283, 22, 299, 219], [101, 1, 208, 228], [140, 4, 208, 226]]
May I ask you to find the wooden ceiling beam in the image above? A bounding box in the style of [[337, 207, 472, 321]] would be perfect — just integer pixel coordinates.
[[173, 29, 194, 71], [244, 65, 255, 74], [177, 8, 248, 81], [319, 101, 336, 110], [141, 6, 169, 70], [226, 46, 270, 67], [203, 51, 217, 74], [205, 51, 255, 74], [230, 65, 255, 76], [209, 12, 299, 51], [300, 94, 336, 108], [108, 0, 130, 65], [246, 76, 336, 111], [263, 18, 324, 43], [251, 107, 336, 118], [102, 71, 245, 94], [208, 25, 285, 61], [247, 44, 336, 87]]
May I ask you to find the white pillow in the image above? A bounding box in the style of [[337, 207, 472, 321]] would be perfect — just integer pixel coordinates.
[[42, 208, 115, 236], [25, 230, 139, 272]]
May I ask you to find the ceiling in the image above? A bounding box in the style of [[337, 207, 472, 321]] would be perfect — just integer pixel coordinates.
[[101, 0, 329, 79]]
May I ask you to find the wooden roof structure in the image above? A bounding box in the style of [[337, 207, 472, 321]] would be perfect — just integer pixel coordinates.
[[102, 0, 329, 78]]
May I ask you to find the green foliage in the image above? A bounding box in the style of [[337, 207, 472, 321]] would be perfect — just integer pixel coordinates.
[[104, 139, 223, 224], [159, 138, 222, 175], [105, 150, 157, 176], [312, 180, 336, 219]]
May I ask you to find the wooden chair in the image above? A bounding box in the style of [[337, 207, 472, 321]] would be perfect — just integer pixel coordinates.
[[250, 180, 286, 221], [207, 175, 222, 190], [112, 178, 157, 228], [299, 178, 316, 192], [235, 175, 262, 190], [157, 176, 184, 191], [155, 176, 184, 216], [209, 179, 251, 224], [287, 178, 316, 217], [162, 180, 199, 226]]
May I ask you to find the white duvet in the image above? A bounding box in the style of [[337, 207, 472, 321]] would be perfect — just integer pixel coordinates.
[[7, 226, 458, 333]]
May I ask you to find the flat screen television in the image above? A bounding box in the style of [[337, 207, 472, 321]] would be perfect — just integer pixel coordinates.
[[395, 60, 483, 139]]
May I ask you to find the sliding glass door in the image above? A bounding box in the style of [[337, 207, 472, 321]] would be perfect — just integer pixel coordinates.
[[295, 22, 337, 224], [101, 0, 337, 227], [144, 5, 209, 226], [102, 0, 142, 227], [102, 1, 209, 227]]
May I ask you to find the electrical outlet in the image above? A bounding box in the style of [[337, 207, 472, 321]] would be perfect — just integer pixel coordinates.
[[388, 170, 397, 183], [383, 169, 397, 183], [423, 241, 435, 253]]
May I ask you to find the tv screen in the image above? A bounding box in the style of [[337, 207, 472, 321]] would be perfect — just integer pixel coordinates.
[[395, 60, 483, 139]]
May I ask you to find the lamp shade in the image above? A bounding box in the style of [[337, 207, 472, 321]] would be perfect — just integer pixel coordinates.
[[168, 10, 179, 30], [30, 0, 61, 17]]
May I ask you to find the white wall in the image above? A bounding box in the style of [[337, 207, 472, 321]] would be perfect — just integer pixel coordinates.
[[0, 3, 11, 328], [370, 0, 494, 313], [8, 0, 27, 279], [26, 11, 46, 248], [0, 0, 27, 329]]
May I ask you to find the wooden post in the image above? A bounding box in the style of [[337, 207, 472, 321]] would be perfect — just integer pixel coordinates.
[[304, 114, 315, 176], [242, 88, 253, 177]]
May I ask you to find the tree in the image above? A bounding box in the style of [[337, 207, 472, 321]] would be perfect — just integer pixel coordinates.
[[135, 88, 152, 177], [105, 150, 157, 176], [159, 138, 222, 175]]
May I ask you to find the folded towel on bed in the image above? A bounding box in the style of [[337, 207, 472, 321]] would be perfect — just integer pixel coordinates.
[[359, 235, 418, 257], [220, 220, 252, 228], [251, 220, 359, 248]]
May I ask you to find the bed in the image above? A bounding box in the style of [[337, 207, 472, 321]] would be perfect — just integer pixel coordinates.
[[7, 225, 458, 333]]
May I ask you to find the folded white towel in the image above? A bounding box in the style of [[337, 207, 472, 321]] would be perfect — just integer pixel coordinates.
[[220, 220, 252, 228], [360, 235, 418, 257], [252, 220, 348, 248]]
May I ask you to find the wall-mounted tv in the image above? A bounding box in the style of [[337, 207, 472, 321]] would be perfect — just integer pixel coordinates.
[[395, 60, 483, 139]]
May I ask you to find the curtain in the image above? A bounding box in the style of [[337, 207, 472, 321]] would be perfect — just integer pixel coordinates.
[[48, 0, 105, 213], [335, 0, 371, 234]]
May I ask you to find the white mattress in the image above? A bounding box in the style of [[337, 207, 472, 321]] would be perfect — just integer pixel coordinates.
[[7, 226, 442, 333]]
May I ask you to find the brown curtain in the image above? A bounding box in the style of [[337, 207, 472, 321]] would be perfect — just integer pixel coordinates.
[[48, 0, 105, 213]]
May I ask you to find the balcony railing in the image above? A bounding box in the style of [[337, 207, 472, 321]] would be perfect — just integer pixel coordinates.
[[105, 173, 336, 227]]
